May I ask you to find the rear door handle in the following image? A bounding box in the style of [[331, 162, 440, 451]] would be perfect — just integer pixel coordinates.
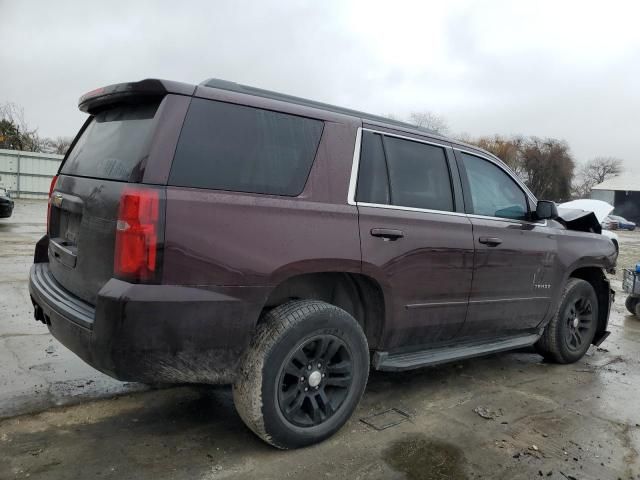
[[370, 228, 404, 241], [478, 236, 503, 247]]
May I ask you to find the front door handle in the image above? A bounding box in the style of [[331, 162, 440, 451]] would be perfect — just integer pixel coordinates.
[[478, 236, 503, 247], [371, 228, 404, 241]]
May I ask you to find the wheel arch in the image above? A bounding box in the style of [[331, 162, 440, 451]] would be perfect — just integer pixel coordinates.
[[262, 272, 387, 349]]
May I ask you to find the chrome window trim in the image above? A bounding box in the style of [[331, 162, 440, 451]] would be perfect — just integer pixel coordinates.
[[356, 201, 468, 218], [362, 127, 452, 149], [346, 127, 362, 206], [347, 127, 547, 226], [467, 213, 548, 227], [357, 202, 546, 226]]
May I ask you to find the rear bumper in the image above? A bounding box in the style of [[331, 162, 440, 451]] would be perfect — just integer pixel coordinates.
[[29, 262, 268, 384]]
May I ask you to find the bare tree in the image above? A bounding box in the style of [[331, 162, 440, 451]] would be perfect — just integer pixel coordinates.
[[572, 157, 623, 198], [408, 111, 449, 135], [520, 137, 575, 202], [42, 136, 73, 155], [470, 135, 525, 179], [0, 101, 75, 154], [465, 134, 575, 202]]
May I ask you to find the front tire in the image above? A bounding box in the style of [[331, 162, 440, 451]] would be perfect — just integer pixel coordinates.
[[233, 300, 369, 449], [625, 296, 639, 316], [536, 278, 599, 364]]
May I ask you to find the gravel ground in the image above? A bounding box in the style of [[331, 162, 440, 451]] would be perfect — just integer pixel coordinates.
[[0, 200, 639, 479]]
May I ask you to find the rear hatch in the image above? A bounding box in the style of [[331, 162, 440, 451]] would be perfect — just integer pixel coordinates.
[[48, 97, 163, 305]]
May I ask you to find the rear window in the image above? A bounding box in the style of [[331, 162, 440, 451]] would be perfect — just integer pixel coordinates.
[[61, 102, 159, 181], [168, 98, 324, 196]]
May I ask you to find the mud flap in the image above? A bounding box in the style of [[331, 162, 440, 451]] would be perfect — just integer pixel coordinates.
[[592, 288, 615, 347], [592, 330, 610, 347]]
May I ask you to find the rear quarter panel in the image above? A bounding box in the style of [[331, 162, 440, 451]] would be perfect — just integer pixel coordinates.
[[162, 119, 362, 287]]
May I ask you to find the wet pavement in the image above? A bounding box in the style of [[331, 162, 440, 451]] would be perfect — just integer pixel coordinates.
[[0, 200, 147, 419], [1, 201, 639, 479]]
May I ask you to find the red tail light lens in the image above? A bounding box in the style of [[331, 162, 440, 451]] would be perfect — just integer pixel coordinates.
[[114, 188, 160, 282], [47, 175, 58, 234]]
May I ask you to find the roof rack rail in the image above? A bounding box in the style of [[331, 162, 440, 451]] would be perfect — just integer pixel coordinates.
[[199, 78, 437, 135]]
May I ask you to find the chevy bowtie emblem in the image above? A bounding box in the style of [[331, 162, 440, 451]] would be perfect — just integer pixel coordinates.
[[52, 193, 63, 208]]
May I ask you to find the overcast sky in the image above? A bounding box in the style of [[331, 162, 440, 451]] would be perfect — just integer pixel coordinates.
[[1, 0, 639, 167]]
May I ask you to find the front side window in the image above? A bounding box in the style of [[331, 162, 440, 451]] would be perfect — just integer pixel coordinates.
[[461, 152, 528, 220], [169, 98, 324, 196]]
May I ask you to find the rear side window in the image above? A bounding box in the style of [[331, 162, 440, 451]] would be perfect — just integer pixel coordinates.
[[356, 132, 390, 204], [356, 132, 454, 212], [61, 102, 159, 181], [169, 98, 324, 196], [385, 136, 453, 211]]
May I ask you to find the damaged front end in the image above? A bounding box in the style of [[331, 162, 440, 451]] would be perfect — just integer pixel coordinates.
[[556, 208, 602, 234], [557, 200, 618, 274]]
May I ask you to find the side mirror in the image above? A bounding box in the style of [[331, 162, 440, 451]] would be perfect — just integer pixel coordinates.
[[536, 200, 558, 220]]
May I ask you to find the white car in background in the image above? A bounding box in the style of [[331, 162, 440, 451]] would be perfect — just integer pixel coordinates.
[[559, 199, 619, 253]]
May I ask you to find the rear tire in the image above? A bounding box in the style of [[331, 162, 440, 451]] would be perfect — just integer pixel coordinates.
[[233, 300, 369, 449], [536, 278, 599, 364], [625, 296, 639, 316]]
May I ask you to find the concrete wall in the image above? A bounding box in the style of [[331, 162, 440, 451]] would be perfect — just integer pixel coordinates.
[[0, 149, 63, 199]]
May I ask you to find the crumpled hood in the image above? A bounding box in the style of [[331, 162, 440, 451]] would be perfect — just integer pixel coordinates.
[[556, 199, 614, 234], [558, 199, 614, 223]]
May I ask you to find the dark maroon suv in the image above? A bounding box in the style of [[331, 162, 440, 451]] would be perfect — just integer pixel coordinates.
[[29, 78, 617, 449]]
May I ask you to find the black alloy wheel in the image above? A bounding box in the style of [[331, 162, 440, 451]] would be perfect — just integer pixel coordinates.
[[535, 278, 599, 364], [564, 296, 594, 352], [277, 335, 353, 427], [233, 300, 369, 449]]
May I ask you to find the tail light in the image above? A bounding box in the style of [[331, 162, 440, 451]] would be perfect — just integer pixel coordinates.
[[114, 188, 161, 282], [47, 175, 58, 234]]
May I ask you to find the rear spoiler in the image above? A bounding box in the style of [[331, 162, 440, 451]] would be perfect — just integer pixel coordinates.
[[78, 79, 196, 113]]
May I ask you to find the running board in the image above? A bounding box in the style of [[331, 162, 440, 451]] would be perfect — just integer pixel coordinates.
[[373, 333, 540, 372]]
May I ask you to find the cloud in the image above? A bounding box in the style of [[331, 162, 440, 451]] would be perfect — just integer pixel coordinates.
[[1, 0, 638, 166]]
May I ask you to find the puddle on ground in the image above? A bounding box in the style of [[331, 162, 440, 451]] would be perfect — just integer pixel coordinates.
[[383, 434, 467, 480]]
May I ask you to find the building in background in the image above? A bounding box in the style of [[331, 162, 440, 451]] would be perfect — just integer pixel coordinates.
[[0, 149, 62, 199], [591, 174, 640, 223]]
